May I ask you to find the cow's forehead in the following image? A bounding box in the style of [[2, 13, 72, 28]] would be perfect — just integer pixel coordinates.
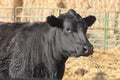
[[58, 12, 83, 23]]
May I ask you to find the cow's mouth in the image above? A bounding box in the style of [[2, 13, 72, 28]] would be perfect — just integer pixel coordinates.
[[71, 45, 93, 57]]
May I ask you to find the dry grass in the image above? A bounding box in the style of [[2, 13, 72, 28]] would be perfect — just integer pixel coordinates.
[[63, 48, 120, 80]]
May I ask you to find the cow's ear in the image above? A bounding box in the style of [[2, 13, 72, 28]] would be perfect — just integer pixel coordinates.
[[46, 15, 63, 29], [83, 15, 96, 27]]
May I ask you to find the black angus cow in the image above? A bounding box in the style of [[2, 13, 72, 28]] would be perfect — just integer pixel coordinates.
[[0, 9, 96, 80]]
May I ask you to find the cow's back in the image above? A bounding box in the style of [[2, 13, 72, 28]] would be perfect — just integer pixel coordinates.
[[0, 22, 25, 56]]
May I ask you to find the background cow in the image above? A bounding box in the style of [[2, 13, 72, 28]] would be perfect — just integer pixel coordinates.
[[0, 9, 96, 80]]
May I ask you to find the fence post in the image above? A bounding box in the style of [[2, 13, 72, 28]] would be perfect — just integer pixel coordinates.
[[104, 11, 109, 50], [13, 7, 16, 22], [57, 8, 61, 16]]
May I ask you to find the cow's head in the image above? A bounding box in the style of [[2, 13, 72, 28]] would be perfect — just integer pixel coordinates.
[[46, 9, 96, 57]]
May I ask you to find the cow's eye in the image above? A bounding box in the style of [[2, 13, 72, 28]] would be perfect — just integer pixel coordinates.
[[66, 28, 72, 33]]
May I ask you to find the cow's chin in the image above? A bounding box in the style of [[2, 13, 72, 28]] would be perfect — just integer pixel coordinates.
[[70, 46, 93, 58]]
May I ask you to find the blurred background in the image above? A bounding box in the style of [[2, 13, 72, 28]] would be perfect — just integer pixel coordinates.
[[0, 0, 120, 80]]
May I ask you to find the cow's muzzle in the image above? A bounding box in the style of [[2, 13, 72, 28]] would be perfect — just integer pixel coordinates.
[[83, 45, 94, 56]]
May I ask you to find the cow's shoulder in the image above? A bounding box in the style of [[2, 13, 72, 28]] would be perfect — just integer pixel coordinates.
[[21, 22, 51, 34]]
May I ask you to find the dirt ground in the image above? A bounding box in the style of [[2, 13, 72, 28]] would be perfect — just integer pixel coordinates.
[[63, 48, 120, 80]]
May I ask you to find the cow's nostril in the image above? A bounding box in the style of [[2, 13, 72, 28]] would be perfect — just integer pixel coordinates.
[[83, 46, 88, 53]]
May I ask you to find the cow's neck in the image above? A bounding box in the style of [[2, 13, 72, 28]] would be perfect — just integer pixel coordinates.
[[24, 27, 67, 78], [47, 27, 68, 60]]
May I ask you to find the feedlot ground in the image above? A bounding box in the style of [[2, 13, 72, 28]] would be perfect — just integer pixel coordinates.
[[63, 49, 120, 80]]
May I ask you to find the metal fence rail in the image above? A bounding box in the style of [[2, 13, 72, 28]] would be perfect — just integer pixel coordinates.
[[0, 7, 120, 50]]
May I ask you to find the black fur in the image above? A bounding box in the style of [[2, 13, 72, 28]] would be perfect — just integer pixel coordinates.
[[0, 78, 58, 80], [0, 9, 96, 80]]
